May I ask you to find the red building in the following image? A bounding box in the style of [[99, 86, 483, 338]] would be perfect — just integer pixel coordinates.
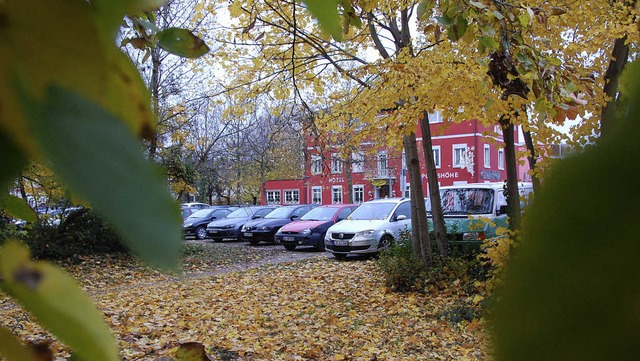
[[262, 115, 530, 205]]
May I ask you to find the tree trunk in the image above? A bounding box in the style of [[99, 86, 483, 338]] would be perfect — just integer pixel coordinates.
[[419, 112, 448, 258], [500, 118, 522, 231], [522, 130, 541, 193], [345, 149, 354, 203], [601, 36, 631, 136], [403, 132, 432, 267]]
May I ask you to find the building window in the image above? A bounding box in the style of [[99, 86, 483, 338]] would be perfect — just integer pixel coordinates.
[[428, 110, 443, 123], [352, 152, 364, 173], [311, 156, 322, 175], [266, 190, 281, 205], [453, 144, 468, 168], [332, 186, 343, 204], [284, 190, 300, 205], [312, 186, 322, 204], [353, 185, 364, 203], [331, 153, 342, 174], [377, 151, 388, 177], [432, 146, 441, 168], [494, 124, 502, 135], [484, 144, 491, 168], [404, 184, 411, 198], [498, 149, 505, 170]]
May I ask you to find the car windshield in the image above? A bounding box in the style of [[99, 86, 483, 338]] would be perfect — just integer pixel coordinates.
[[264, 207, 294, 219], [301, 207, 339, 221], [227, 208, 256, 218], [440, 188, 495, 215], [188, 209, 211, 219], [347, 203, 396, 220]]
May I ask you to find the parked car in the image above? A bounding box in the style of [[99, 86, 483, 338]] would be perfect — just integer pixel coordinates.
[[180, 202, 211, 219], [275, 204, 358, 251], [427, 182, 533, 249], [241, 204, 317, 245], [183, 208, 234, 240], [325, 198, 422, 259], [205, 206, 278, 242]]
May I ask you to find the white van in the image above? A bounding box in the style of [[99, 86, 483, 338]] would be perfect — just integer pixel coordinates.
[[428, 182, 533, 249]]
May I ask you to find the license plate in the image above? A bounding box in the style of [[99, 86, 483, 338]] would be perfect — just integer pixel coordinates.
[[283, 236, 295, 242], [244, 232, 252, 237], [209, 230, 217, 234], [334, 240, 349, 246]]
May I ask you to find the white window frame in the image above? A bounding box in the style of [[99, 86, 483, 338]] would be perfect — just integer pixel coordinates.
[[404, 183, 411, 198], [432, 145, 441, 169], [377, 151, 388, 176], [352, 152, 364, 173], [312, 186, 322, 204], [452, 144, 468, 168], [498, 148, 505, 170], [484, 144, 491, 168], [311, 156, 322, 175], [332, 186, 343, 204], [353, 185, 364, 203], [331, 153, 343, 174], [428, 110, 443, 123], [283, 189, 300, 205], [266, 190, 281, 205]]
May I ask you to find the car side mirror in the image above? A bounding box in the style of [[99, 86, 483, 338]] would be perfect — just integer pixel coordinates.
[[395, 214, 407, 221], [290, 215, 299, 221], [252, 215, 262, 219], [497, 205, 509, 215]]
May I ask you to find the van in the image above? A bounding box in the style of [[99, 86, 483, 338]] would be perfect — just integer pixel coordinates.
[[427, 182, 533, 249]]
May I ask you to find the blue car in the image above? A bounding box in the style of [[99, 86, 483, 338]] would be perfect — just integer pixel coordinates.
[[241, 204, 317, 245], [205, 206, 277, 242]]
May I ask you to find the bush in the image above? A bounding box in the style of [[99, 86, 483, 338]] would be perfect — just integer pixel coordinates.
[[376, 235, 426, 292], [376, 233, 491, 295], [5, 209, 130, 262]]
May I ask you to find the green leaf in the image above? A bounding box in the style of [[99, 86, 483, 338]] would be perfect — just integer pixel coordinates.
[[417, 0, 436, 20], [28, 87, 181, 270], [493, 61, 640, 360], [469, 1, 487, 9], [491, 10, 505, 20], [0, 240, 119, 361], [435, 15, 453, 26], [157, 28, 210, 58], [0, 194, 37, 222], [0, 326, 36, 361], [479, 36, 499, 50], [302, 0, 343, 41], [0, 131, 26, 188]]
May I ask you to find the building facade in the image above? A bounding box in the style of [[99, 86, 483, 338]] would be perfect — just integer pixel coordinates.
[[261, 115, 530, 205]]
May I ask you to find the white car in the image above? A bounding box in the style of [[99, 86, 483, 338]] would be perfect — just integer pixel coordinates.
[[324, 198, 415, 259]]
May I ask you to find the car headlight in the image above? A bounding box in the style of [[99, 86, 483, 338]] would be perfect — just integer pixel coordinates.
[[184, 223, 192, 228], [301, 229, 312, 235], [356, 229, 376, 238], [223, 224, 235, 229], [258, 225, 271, 230]]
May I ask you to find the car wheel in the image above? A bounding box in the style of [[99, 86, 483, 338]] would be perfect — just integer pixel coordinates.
[[195, 226, 207, 240], [284, 244, 297, 251], [333, 253, 347, 260], [378, 235, 393, 252], [315, 240, 325, 251]]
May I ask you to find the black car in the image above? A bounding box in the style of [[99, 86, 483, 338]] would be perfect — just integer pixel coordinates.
[[205, 206, 278, 242], [183, 208, 234, 239], [241, 204, 317, 245]]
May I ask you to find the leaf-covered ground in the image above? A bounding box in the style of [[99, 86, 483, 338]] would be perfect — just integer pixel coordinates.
[[0, 242, 489, 360]]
